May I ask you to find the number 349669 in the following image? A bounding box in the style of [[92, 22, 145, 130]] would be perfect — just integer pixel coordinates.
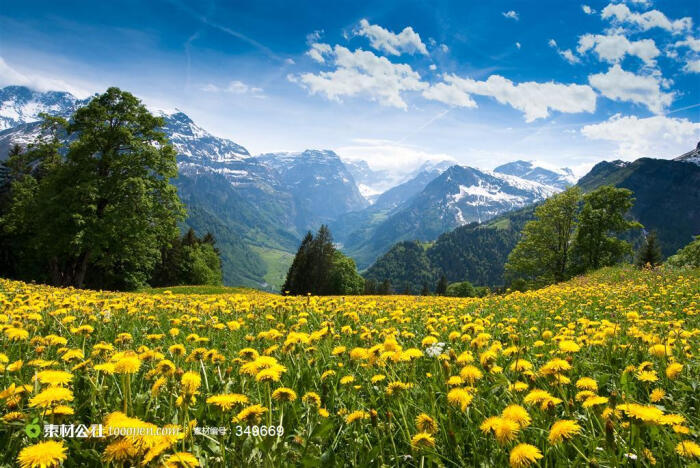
[[234, 425, 284, 437]]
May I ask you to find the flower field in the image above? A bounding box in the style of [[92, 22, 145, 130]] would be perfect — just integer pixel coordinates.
[[1, 267, 699, 467]]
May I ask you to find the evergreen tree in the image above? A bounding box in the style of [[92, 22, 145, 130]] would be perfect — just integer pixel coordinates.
[[420, 282, 430, 296], [436, 275, 448, 295], [378, 279, 392, 295], [636, 231, 663, 268], [282, 226, 363, 295], [282, 232, 313, 294], [363, 278, 378, 295]]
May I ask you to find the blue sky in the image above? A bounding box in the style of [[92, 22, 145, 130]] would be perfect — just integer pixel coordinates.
[[1, 0, 698, 175]]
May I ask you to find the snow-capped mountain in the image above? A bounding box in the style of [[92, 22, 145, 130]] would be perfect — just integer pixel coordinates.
[[258, 150, 368, 224], [0, 85, 89, 130], [674, 141, 700, 166], [342, 164, 560, 269], [494, 160, 576, 189], [159, 111, 251, 164]]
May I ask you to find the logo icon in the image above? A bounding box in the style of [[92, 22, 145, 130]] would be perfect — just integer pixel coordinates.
[[25, 418, 41, 439]]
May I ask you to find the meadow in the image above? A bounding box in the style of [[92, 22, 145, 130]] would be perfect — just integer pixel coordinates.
[[1, 266, 699, 467]]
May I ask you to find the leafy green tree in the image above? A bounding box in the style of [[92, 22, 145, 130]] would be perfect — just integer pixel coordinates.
[[435, 275, 448, 295], [1, 88, 185, 289], [636, 231, 663, 268], [378, 279, 392, 295], [666, 235, 700, 268], [327, 251, 364, 295], [505, 187, 581, 285], [446, 281, 476, 297], [150, 229, 222, 286], [363, 278, 378, 295], [571, 186, 641, 273]]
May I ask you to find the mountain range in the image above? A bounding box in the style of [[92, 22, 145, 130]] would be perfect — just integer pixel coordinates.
[[366, 155, 700, 292], [0, 84, 632, 291]]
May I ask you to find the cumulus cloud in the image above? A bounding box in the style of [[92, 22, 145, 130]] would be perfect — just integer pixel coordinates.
[[673, 36, 700, 52], [684, 60, 700, 73], [306, 42, 332, 63], [549, 39, 581, 64], [502, 10, 519, 20], [291, 45, 427, 110], [516, 42, 521, 49], [601, 3, 692, 34], [201, 80, 264, 96], [577, 33, 660, 66], [582, 5, 595, 15], [581, 114, 700, 158], [422, 74, 597, 122], [355, 19, 428, 56], [0, 56, 94, 99], [588, 64, 672, 113]]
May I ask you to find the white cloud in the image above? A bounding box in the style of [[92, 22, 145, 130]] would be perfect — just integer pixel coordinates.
[[588, 64, 672, 113], [684, 59, 700, 73], [673, 36, 700, 52], [355, 19, 428, 56], [201, 80, 264, 96], [337, 138, 455, 175], [306, 42, 332, 63], [429, 64, 437, 70], [292, 45, 427, 110], [577, 33, 660, 66], [581, 114, 700, 158], [439, 44, 449, 53], [516, 42, 521, 49], [549, 39, 581, 64], [502, 10, 519, 21], [423, 74, 597, 122], [306, 30, 323, 44], [0, 56, 94, 98], [601, 3, 692, 33], [582, 5, 595, 15]]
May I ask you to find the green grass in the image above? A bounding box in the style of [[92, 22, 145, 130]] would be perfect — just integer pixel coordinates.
[[139, 285, 258, 295], [250, 245, 295, 292]]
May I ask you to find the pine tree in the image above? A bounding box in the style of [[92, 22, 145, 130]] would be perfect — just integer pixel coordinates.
[[636, 231, 663, 268], [378, 279, 392, 295], [436, 275, 448, 295], [420, 282, 430, 296]]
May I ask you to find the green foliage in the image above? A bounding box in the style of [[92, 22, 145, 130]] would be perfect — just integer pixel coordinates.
[[327, 250, 364, 295], [150, 228, 222, 287], [435, 275, 448, 295], [571, 186, 641, 273], [577, 157, 700, 256], [364, 241, 437, 293], [505, 187, 581, 285], [506, 186, 641, 286], [636, 231, 663, 268], [283, 225, 363, 295], [0, 88, 185, 290], [446, 280, 475, 297], [666, 235, 700, 268]]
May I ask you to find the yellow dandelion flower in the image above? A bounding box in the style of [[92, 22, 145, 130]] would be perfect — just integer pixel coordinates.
[[509, 443, 543, 468], [548, 419, 582, 444], [18, 440, 67, 468], [415, 413, 438, 434], [410, 432, 436, 450]]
